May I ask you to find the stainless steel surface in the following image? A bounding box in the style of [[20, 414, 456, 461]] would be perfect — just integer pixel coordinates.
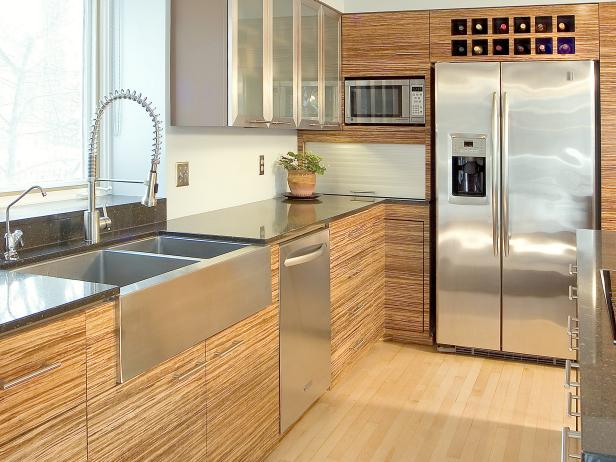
[[0, 362, 61, 390], [501, 61, 596, 359], [17, 242, 272, 383], [111, 236, 247, 260], [280, 228, 331, 433], [16, 250, 198, 288], [85, 89, 162, 244], [344, 78, 425, 125], [436, 61, 597, 359], [436, 62, 502, 351], [3, 186, 47, 261]]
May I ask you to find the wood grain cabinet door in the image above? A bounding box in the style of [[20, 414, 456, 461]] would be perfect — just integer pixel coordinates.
[[0, 312, 86, 448], [205, 304, 279, 462], [342, 11, 430, 76], [385, 220, 425, 338], [87, 343, 207, 462]]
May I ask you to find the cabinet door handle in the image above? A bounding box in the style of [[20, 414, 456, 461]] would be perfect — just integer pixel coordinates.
[[271, 121, 292, 125], [567, 315, 579, 335], [568, 285, 578, 301], [212, 340, 244, 359], [561, 427, 581, 461], [248, 120, 270, 124], [322, 124, 340, 128], [567, 391, 581, 418], [564, 360, 580, 388], [1, 362, 61, 390], [569, 264, 578, 275], [173, 361, 205, 382]]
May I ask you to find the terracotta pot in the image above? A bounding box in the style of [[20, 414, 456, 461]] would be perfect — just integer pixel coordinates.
[[287, 170, 316, 197]]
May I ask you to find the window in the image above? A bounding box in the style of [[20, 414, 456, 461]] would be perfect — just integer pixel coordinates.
[[0, 0, 94, 193]]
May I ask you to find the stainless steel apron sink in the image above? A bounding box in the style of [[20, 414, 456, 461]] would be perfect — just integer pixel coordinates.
[[16, 239, 272, 382]]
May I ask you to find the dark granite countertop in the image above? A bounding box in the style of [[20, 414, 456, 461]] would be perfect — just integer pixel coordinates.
[[0, 195, 428, 337], [576, 230, 616, 460], [165, 195, 427, 243], [0, 271, 118, 335]]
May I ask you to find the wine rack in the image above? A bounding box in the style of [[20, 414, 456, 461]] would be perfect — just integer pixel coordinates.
[[429, 4, 599, 62]]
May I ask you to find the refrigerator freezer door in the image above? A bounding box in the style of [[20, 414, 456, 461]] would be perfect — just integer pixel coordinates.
[[501, 61, 596, 359], [435, 62, 502, 351]]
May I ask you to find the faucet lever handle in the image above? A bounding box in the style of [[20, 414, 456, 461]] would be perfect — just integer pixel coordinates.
[[13, 230, 24, 247], [99, 206, 112, 231]]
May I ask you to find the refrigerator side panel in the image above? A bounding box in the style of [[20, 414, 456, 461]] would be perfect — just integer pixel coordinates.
[[501, 61, 596, 359], [435, 62, 502, 351]]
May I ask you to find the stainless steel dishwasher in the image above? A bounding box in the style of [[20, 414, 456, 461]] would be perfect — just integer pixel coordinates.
[[280, 228, 331, 433]]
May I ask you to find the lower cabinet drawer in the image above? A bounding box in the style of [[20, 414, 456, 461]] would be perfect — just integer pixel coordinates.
[[0, 312, 86, 446], [87, 343, 207, 462], [206, 304, 279, 462], [0, 405, 86, 462]]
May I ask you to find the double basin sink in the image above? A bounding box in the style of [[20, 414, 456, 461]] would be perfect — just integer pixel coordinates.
[[16, 235, 272, 382]]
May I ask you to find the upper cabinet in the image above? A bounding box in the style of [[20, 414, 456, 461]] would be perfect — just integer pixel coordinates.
[[171, 0, 341, 130]]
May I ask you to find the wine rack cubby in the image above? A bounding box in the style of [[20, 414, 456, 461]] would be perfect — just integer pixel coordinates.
[[429, 4, 598, 62]]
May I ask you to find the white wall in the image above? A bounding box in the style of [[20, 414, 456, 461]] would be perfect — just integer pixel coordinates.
[[165, 127, 291, 219], [344, 0, 610, 13]]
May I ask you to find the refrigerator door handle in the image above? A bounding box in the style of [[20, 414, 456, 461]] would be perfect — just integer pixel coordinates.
[[492, 92, 500, 257], [502, 91, 510, 257]]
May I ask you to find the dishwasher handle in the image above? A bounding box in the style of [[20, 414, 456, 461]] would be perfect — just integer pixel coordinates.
[[283, 244, 327, 267]]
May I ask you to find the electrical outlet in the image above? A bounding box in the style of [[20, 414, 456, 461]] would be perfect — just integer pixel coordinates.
[[259, 155, 265, 175], [176, 162, 189, 187]]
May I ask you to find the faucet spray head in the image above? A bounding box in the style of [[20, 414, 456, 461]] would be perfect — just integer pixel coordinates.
[[142, 170, 158, 207]]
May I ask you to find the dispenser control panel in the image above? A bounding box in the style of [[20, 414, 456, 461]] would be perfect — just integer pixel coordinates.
[[450, 134, 487, 203]]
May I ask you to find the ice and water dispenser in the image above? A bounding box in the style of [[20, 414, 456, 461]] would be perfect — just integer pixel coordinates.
[[450, 134, 487, 201]]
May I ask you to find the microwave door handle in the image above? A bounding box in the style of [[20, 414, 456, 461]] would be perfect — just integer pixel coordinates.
[[492, 91, 500, 257]]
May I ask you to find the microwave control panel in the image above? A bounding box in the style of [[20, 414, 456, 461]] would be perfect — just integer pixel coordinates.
[[410, 79, 426, 125]]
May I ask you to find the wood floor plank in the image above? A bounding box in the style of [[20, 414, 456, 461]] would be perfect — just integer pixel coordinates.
[[267, 342, 568, 462]]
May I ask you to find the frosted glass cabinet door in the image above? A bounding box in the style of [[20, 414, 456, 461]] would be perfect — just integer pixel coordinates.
[[230, 0, 266, 127], [271, 0, 297, 128], [322, 6, 340, 128], [298, 0, 320, 129]]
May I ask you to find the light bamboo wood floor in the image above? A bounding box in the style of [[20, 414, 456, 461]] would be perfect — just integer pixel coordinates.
[[267, 341, 574, 462]]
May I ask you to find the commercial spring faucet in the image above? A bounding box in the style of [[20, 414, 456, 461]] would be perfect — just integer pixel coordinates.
[[4, 185, 47, 261], [85, 89, 162, 244]]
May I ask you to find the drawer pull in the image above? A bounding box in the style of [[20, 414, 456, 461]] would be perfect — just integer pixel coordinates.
[[0, 362, 61, 390], [561, 427, 581, 461], [567, 315, 580, 335], [348, 224, 368, 240], [213, 340, 244, 359], [564, 360, 580, 388], [173, 361, 205, 382], [568, 285, 578, 301], [569, 264, 578, 275], [567, 391, 581, 418]]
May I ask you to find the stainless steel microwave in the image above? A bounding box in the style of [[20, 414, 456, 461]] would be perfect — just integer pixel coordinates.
[[345, 78, 425, 125]]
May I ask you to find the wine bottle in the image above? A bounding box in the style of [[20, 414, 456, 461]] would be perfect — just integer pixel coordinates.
[[516, 44, 527, 54], [536, 23, 546, 33], [558, 22, 567, 31], [495, 44, 504, 53], [559, 42, 572, 53], [473, 45, 484, 55], [458, 45, 466, 54], [519, 22, 528, 32], [499, 22, 508, 33], [537, 43, 547, 54], [458, 24, 465, 32], [475, 23, 483, 32]]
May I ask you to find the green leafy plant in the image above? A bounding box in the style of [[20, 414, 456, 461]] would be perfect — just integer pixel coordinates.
[[278, 151, 326, 175]]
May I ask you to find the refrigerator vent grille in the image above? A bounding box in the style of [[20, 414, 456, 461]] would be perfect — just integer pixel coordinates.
[[446, 346, 566, 367]]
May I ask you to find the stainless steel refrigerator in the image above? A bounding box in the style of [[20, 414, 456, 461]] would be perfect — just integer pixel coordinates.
[[435, 61, 597, 360]]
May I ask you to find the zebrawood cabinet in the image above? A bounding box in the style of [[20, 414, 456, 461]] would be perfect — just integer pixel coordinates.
[[205, 304, 279, 462], [87, 338, 207, 462], [0, 312, 87, 462], [330, 205, 385, 383], [384, 203, 432, 345], [342, 11, 430, 76]]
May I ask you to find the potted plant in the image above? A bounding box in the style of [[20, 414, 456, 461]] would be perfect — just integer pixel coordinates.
[[278, 151, 326, 197]]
